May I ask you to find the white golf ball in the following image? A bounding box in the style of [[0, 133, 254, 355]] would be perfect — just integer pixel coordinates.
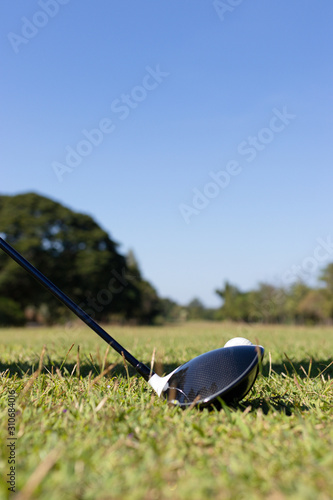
[[224, 337, 254, 348]]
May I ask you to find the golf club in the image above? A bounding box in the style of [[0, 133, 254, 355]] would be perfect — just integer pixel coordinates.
[[0, 237, 264, 408]]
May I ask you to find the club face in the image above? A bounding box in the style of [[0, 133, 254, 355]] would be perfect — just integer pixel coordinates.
[[162, 345, 264, 409]]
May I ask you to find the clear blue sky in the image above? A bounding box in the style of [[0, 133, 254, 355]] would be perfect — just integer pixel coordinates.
[[1, 1, 332, 307]]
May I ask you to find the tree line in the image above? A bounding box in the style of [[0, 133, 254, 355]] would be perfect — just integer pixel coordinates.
[[187, 272, 333, 324], [0, 192, 332, 326]]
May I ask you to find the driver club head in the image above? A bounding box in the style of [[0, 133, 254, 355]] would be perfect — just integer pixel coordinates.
[[149, 344, 264, 409]]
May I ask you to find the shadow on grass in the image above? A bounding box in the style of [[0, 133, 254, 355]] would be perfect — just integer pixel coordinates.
[[262, 357, 333, 379], [1, 358, 331, 379], [0, 360, 130, 379], [1, 357, 331, 416], [238, 397, 305, 416]]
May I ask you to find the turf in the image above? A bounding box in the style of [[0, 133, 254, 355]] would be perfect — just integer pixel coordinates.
[[0, 322, 332, 500]]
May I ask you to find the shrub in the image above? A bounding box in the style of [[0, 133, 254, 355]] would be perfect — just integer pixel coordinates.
[[0, 297, 25, 326]]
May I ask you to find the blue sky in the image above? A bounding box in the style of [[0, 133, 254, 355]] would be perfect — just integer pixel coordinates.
[[1, 1, 332, 307]]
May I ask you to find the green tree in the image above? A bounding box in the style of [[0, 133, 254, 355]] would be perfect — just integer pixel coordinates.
[[320, 263, 333, 294], [0, 297, 25, 326], [215, 281, 252, 322], [297, 289, 329, 324], [158, 298, 186, 323], [284, 282, 311, 323], [0, 192, 148, 324], [249, 283, 287, 323], [186, 298, 216, 321], [187, 298, 205, 320], [319, 263, 333, 320]]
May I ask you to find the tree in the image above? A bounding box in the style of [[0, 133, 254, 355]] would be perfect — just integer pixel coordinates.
[[0, 297, 25, 326], [158, 298, 186, 323], [297, 289, 329, 324], [284, 281, 311, 323], [187, 298, 205, 320], [318, 263, 333, 321], [215, 281, 252, 322], [0, 192, 144, 324], [249, 283, 287, 323], [320, 263, 333, 294]]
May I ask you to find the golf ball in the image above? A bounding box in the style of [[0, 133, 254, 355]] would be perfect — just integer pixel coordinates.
[[224, 337, 254, 347]]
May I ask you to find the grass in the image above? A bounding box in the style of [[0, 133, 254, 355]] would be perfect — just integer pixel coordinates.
[[0, 321, 332, 500]]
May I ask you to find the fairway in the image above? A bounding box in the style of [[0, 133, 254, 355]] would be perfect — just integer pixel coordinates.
[[0, 322, 332, 500]]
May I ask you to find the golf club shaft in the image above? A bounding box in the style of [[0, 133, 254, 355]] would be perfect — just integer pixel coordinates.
[[0, 237, 152, 381]]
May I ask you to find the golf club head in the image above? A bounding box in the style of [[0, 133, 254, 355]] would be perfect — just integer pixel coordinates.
[[149, 344, 264, 409]]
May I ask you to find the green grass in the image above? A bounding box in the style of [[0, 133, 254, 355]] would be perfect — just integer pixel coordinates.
[[0, 322, 332, 500]]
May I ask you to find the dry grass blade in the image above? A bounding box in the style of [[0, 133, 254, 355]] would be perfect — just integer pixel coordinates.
[[70, 363, 77, 377], [284, 353, 300, 381], [294, 374, 301, 390], [38, 345, 46, 373], [189, 395, 201, 410], [315, 360, 333, 379], [308, 358, 313, 378], [20, 370, 39, 398], [59, 343, 74, 371], [121, 351, 130, 380], [96, 344, 101, 370], [20, 346, 46, 397], [102, 345, 110, 373], [95, 396, 108, 412], [90, 363, 116, 387], [14, 447, 62, 500], [150, 347, 156, 378], [76, 345, 80, 378], [89, 353, 99, 374]]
